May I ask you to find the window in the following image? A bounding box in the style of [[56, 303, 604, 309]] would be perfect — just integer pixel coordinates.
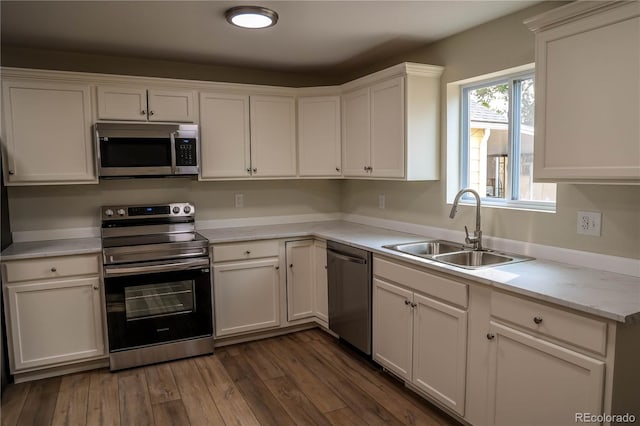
[[460, 72, 556, 210]]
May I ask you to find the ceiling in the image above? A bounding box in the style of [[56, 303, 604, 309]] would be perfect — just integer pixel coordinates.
[[1, 1, 540, 74]]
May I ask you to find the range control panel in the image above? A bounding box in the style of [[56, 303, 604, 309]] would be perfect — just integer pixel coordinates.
[[101, 203, 195, 220]]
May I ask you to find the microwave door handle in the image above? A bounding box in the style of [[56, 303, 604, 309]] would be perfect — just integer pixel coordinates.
[[170, 131, 177, 174]]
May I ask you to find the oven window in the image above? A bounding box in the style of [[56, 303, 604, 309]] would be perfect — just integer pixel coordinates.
[[100, 138, 171, 167], [124, 280, 194, 320]]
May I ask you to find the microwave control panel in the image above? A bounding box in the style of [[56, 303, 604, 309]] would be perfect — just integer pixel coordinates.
[[175, 138, 197, 166]]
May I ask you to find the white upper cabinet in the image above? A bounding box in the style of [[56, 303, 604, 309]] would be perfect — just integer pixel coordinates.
[[298, 96, 342, 177], [526, 2, 640, 182], [1, 79, 97, 185], [199, 93, 296, 179], [250, 95, 297, 177], [342, 87, 371, 177], [97, 85, 195, 122], [370, 77, 405, 178], [199, 92, 251, 178], [341, 63, 443, 180]]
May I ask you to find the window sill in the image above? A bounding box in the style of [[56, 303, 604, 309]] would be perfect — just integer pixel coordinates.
[[453, 198, 556, 213]]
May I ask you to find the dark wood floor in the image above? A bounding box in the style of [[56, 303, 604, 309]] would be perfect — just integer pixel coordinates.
[[1, 329, 459, 425]]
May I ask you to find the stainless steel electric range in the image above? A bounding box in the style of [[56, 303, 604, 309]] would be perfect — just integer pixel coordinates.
[[101, 202, 213, 371]]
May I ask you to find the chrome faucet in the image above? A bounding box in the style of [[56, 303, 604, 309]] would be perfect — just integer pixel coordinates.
[[449, 188, 483, 251]]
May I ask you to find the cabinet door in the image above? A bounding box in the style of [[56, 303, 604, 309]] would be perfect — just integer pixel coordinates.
[[370, 77, 405, 178], [487, 321, 604, 426], [97, 85, 148, 121], [213, 258, 280, 337], [298, 96, 342, 177], [2, 80, 96, 184], [412, 293, 467, 416], [534, 5, 640, 180], [250, 95, 297, 177], [342, 87, 371, 177], [5, 278, 105, 371], [147, 89, 195, 122], [199, 93, 251, 178], [313, 240, 328, 323], [286, 240, 315, 321], [372, 277, 413, 381]]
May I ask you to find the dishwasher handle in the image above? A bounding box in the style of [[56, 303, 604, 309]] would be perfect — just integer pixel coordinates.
[[327, 248, 367, 264]]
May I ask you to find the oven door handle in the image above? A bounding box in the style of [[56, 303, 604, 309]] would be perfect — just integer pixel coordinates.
[[170, 131, 177, 174], [104, 258, 210, 277]]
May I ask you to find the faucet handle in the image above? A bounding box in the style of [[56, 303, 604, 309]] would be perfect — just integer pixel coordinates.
[[464, 225, 472, 244]]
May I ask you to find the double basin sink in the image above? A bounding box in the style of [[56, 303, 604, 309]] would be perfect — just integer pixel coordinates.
[[383, 240, 533, 269]]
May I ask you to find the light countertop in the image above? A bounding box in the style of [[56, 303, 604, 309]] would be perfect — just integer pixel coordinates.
[[2, 221, 639, 324]]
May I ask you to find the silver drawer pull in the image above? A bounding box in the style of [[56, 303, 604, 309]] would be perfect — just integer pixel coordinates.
[[486, 333, 495, 340], [533, 316, 543, 324], [245, 250, 251, 255], [51, 267, 57, 272]]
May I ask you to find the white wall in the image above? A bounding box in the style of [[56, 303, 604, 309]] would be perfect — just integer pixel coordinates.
[[7, 179, 342, 233], [340, 3, 640, 260]]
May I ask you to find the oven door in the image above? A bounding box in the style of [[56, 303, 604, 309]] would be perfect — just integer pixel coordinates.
[[104, 259, 212, 352]]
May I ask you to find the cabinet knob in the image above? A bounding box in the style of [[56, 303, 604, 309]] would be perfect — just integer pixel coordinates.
[[533, 316, 543, 325], [245, 250, 251, 255], [275, 266, 280, 270], [50, 267, 57, 272], [486, 333, 495, 340], [364, 166, 368, 172], [141, 110, 146, 115], [289, 263, 293, 268], [8, 170, 15, 175], [404, 300, 411, 305], [324, 265, 327, 269], [411, 302, 417, 308], [253, 168, 257, 173], [336, 167, 341, 172], [93, 285, 99, 290], [246, 168, 251, 174], [149, 110, 155, 116]]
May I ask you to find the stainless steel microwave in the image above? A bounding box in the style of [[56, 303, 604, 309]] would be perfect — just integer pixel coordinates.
[[95, 123, 200, 178]]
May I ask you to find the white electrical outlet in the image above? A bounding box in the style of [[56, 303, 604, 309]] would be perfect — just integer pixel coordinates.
[[577, 211, 601, 236], [378, 194, 385, 209], [234, 193, 244, 208]]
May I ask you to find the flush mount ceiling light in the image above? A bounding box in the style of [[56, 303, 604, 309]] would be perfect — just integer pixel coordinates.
[[225, 6, 279, 29]]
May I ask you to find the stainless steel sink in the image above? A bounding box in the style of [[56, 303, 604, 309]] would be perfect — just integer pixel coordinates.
[[384, 240, 466, 258], [433, 250, 517, 269], [383, 240, 533, 269]]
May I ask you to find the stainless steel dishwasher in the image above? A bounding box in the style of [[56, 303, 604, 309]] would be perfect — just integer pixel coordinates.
[[327, 240, 372, 355]]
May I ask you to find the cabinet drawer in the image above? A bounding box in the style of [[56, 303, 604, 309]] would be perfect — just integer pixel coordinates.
[[374, 257, 468, 308], [491, 291, 607, 355], [3, 254, 100, 282], [212, 240, 279, 262]]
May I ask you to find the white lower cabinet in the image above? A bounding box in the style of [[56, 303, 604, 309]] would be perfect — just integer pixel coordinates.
[[286, 240, 315, 321], [487, 321, 604, 426], [213, 257, 280, 337], [312, 240, 328, 323], [6, 278, 104, 371], [373, 278, 413, 381], [2, 254, 105, 378], [286, 239, 329, 324], [373, 257, 468, 416]]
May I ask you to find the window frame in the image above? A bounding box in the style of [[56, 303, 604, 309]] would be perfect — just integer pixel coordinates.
[[458, 70, 556, 212]]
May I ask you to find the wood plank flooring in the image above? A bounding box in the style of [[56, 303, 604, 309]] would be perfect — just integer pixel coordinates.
[[1, 329, 460, 426]]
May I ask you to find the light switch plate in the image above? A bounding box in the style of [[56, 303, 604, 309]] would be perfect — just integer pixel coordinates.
[[577, 211, 601, 236]]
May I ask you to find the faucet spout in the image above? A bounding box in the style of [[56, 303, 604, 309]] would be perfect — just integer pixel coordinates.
[[449, 188, 483, 250]]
